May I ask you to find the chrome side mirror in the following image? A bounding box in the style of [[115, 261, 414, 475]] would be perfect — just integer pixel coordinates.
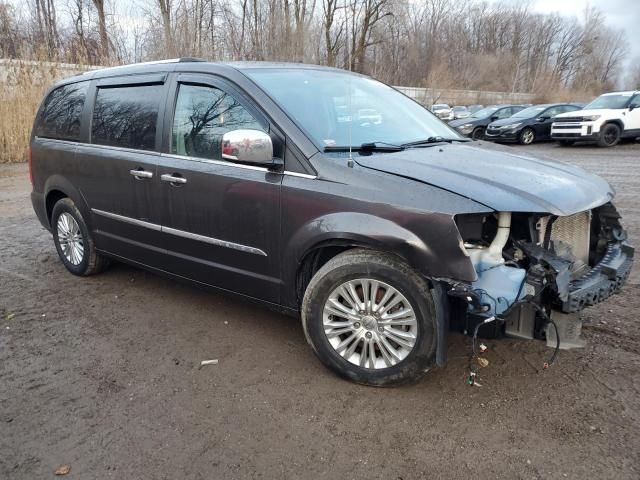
[[221, 129, 273, 165]]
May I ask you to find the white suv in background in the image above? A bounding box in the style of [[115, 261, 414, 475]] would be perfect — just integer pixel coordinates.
[[551, 90, 640, 147]]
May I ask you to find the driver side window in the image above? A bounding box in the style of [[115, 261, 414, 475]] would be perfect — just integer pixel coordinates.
[[496, 108, 513, 119], [545, 107, 562, 118], [171, 84, 264, 160]]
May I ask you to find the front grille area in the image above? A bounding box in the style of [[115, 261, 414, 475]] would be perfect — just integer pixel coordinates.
[[552, 125, 580, 130], [538, 211, 592, 276], [555, 117, 583, 123]]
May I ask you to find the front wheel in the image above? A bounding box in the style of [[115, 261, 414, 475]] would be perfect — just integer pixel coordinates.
[[471, 127, 485, 140], [52, 198, 110, 276], [597, 123, 621, 147], [519, 127, 535, 145], [301, 249, 437, 386]]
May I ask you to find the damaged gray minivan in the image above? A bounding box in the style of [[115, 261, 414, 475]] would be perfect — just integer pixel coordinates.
[[29, 60, 634, 386]]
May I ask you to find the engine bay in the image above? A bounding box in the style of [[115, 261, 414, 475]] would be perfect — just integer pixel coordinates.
[[450, 203, 633, 343]]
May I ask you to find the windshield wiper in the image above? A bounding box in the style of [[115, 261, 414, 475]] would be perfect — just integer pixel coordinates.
[[324, 141, 405, 153], [402, 136, 471, 147]]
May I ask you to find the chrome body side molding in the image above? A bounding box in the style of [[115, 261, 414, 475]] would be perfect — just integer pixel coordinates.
[[91, 208, 267, 256]]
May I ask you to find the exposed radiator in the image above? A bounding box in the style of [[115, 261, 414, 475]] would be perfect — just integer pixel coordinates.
[[538, 211, 592, 276]]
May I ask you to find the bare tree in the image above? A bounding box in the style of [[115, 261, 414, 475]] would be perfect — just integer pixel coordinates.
[[0, 0, 632, 98]]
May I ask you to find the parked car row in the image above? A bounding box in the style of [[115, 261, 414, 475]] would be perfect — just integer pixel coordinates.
[[430, 103, 476, 121], [444, 90, 640, 147]]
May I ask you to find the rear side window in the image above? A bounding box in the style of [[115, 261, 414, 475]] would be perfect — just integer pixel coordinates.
[[35, 82, 88, 141], [91, 84, 162, 151]]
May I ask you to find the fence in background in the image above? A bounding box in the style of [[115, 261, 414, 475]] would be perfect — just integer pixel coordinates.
[[0, 59, 535, 107], [394, 86, 535, 107]]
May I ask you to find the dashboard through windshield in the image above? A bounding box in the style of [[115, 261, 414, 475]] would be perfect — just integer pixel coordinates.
[[244, 68, 461, 149]]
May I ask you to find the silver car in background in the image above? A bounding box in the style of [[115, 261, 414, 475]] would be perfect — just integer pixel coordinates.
[[431, 103, 454, 121], [452, 106, 470, 120]]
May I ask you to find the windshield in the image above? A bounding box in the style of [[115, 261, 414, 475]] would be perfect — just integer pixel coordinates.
[[470, 106, 499, 118], [585, 94, 633, 110], [244, 68, 460, 148], [512, 106, 547, 118]]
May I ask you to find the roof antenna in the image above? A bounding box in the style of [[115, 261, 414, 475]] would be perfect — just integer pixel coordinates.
[[347, 18, 354, 169], [347, 74, 354, 168]]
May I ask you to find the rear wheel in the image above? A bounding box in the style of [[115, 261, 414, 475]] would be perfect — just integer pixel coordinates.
[[471, 127, 485, 140], [52, 198, 110, 276], [301, 249, 437, 386], [597, 123, 621, 147], [519, 127, 535, 145]]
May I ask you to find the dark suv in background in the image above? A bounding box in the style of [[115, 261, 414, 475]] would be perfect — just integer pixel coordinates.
[[449, 104, 526, 139], [30, 60, 633, 386]]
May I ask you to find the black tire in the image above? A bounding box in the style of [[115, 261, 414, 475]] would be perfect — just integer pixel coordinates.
[[471, 127, 485, 140], [597, 123, 621, 147], [301, 249, 437, 387], [518, 127, 535, 145], [51, 198, 110, 276], [557, 140, 574, 147]]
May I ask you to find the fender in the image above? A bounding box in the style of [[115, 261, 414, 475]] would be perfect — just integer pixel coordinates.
[[283, 211, 477, 308], [43, 174, 92, 229]]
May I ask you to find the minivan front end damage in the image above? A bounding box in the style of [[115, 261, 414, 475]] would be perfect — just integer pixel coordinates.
[[448, 203, 634, 349]]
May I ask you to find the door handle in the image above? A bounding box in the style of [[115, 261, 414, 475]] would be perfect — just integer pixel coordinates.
[[161, 174, 187, 185], [130, 169, 153, 179]]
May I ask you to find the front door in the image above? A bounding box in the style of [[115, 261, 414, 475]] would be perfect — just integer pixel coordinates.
[[156, 75, 282, 303], [625, 94, 640, 134], [534, 105, 575, 140]]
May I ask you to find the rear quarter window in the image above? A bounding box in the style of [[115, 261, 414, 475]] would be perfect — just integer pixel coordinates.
[[35, 81, 89, 141], [91, 84, 163, 151]]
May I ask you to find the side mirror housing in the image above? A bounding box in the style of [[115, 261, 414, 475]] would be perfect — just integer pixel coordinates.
[[536, 116, 549, 122], [221, 129, 275, 167], [630, 103, 639, 111], [490, 116, 498, 121]]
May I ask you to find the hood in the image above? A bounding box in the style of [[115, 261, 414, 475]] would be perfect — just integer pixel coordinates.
[[554, 108, 605, 118], [355, 143, 613, 216]]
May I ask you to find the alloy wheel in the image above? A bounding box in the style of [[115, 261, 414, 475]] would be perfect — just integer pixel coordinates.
[[322, 278, 418, 369], [57, 212, 84, 265], [521, 128, 535, 144]]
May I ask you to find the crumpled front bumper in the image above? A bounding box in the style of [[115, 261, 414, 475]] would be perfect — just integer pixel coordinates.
[[561, 241, 634, 312]]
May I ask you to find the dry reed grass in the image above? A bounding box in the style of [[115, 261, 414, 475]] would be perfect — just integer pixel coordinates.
[[0, 60, 90, 163]]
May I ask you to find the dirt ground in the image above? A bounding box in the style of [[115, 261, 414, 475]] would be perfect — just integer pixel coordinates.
[[1, 142, 639, 479]]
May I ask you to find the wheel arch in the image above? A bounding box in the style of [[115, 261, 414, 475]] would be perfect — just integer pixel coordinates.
[[294, 239, 410, 310], [284, 211, 476, 310], [43, 175, 91, 228], [602, 119, 624, 131]]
